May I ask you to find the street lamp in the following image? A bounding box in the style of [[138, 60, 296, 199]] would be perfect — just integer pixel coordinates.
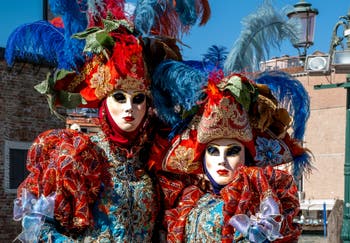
[[312, 7, 350, 242], [337, 8, 350, 242], [286, 0, 318, 60]]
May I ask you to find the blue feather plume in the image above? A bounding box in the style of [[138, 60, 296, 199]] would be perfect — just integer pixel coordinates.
[[254, 71, 310, 140], [5, 0, 87, 70], [202, 45, 228, 69], [293, 152, 313, 179], [151, 60, 207, 127], [173, 0, 198, 26], [133, 0, 165, 36], [5, 21, 65, 67], [50, 0, 87, 69], [224, 0, 300, 74]]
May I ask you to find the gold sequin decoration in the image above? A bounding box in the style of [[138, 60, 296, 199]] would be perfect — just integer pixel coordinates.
[[90, 65, 114, 99], [197, 97, 253, 143], [167, 145, 200, 173]]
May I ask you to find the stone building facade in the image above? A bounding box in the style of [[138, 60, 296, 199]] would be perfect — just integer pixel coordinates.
[[0, 52, 64, 241], [298, 72, 347, 200]]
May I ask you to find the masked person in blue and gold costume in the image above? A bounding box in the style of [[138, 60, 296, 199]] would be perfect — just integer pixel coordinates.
[[6, 0, 211, 242]]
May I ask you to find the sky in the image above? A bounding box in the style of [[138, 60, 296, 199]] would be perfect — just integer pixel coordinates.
[[180, 0, 350, 61], [0, 0, 43, 48], [0, 0, 349, 62]]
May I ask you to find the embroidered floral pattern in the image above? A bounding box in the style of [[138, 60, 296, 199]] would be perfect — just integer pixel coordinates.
[[90, 65, 114, 99], [254, 137, 283, 166], [185, 194, 224, 242], [116, 74, 148, 92], [87, 133, 158, 242], [197, 97, 253, 143], [167, 145, 200, 173]]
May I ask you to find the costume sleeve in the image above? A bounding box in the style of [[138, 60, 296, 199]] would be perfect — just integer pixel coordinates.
[[163, 185, 205, 242], [15, 129, 107, 239], [220, 166, 301, 243], [263, 166, 301, 243]]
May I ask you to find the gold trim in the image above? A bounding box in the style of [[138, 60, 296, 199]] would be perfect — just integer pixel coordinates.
[[197, 97, 253, 143]]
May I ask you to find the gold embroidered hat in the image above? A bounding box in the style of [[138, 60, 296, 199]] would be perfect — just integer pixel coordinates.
[[49, 20, 152, 109], [197, 74, 254, 146], [79, 30, 150, 103], [149, 69, 312, 178], [158, 73, 257, 175]]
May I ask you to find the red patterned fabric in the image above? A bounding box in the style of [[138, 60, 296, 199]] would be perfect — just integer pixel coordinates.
[[161, 166, 301, 242], [221, 166, 301, 243], [17, 129, 107, 233], [157, 173, 187, 210], [164, 185, 205, 242]]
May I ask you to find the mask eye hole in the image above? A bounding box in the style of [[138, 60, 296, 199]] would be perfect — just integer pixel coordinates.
[[132, 93, 146, 104], [226, 146, 242, 156], [112, 92, 126, 103], [206, 145, 219, 156]]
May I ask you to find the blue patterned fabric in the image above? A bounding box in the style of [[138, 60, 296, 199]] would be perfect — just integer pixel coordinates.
[[38, 132, 158, 242], [185, 193, 224, 242], [88, 133, 158, 242]]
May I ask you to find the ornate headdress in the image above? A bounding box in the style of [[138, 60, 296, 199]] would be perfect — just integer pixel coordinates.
[[5, 0, 211, 114], [52, 20, 152, 108], [5, 0, 212, 235], [147, 1, 311, 178], [152, 72, 256, 174], [149, 62, 312, 178]]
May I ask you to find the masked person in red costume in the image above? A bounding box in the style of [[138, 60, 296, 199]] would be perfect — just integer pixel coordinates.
[[7, 0, 212, 242], [148, 68, 311, 242]]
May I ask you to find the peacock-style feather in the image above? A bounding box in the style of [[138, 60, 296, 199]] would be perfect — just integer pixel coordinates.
[[254, 71, 310, 141], [151, 59, 207, 128], [133, 0, 210, 38], [223, 0, 300, 74]]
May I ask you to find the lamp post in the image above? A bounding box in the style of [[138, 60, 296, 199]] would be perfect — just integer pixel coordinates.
[[286, 0, 318, 61], [340, 8, 350, 242], [313, 7, 350, 242]]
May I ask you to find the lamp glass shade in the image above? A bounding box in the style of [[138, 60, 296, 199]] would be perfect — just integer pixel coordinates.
[[290, 12, 317, 48], [333, 50, 350, 65], [287, 1, 318, 49], [333, 50, 350, 73]]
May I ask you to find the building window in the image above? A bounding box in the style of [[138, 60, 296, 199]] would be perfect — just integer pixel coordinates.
[[4, 140, 31, 193]]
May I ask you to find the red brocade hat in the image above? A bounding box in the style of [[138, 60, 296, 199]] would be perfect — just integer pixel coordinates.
[[151, 71, 312, 178], [159, 74, 256, 174], [79, 34, 150, 103], [51, 22, 151, 109]]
